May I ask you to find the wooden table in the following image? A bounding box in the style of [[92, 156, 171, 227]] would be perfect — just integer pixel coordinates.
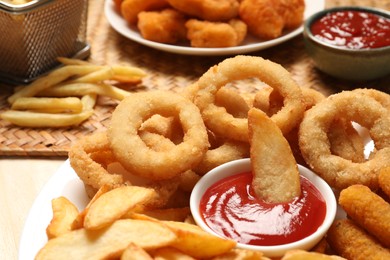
[[1, 0, 389, 259]]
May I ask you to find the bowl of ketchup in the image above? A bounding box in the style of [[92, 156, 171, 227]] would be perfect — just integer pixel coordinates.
[[190, 158, 337, 258], [303, 6, 390, 81]]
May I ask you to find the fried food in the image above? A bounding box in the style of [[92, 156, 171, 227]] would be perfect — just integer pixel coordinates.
[[46, 197, 79, 239], [327, 219, 390, 260], [120, 0, 169, 25], [239, 0, 285, 39], [379, 166, 390, 198], [248, 107, 300, 203], [339, 184, 390, 248], [194, 55, 305, 142], [84, 186, 157, 230], [108, 91, 209, 180], [36, 219, 178, 260], [138, 9, 187, 44], [185, 18, 247, 47], [69, 131, 126, 191], [281, 250, 346, 260], [277, 0, 305, 29], [299, 89, 390, 190], [239, 0, 304, 40], [2, 59, 145, 128], [162, 221, 236, 258], [167, 0, 240, 21]]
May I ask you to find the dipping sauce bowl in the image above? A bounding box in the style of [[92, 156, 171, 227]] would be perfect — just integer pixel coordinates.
[[303, 6, 390, 81], [190, 158, 337, 258]]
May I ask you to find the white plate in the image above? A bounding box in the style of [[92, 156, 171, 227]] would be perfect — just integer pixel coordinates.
[[19, 126, 372, 259], [18, 160, 89, 260], [104, 0, 325, 56]]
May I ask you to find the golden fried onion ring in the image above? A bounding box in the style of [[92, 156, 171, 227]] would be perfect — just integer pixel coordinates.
[[108, 91, 209, 180], [299, 89, 390, 190], [69, 131, 129, 191], [195, 55, 305, 142]]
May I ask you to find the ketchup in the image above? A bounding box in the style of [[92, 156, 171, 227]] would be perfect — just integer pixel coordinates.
[[310, 10, 390, 49], [199, 172, 326, 246]]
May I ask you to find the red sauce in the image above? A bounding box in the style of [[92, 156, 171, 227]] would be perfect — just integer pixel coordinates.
[[199, 172, 326, 246], [310, 10, 390, 49]]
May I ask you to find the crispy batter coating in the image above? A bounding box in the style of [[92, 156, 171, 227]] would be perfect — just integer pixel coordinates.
[[327, 219, 390, 260], [239, 0, 304, 40], [167, 0, 240, 21], [121, 0, 169, 25], [278, 0, 305, 29], [379, 166, 390, 198], [339, 184, 390, 248], [185, 19, 247, 47], [137, 9, 187, 44], [239, 0, 285, 39]]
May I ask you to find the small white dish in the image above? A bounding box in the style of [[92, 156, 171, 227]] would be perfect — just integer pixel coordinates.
[[104, 0, 325, 56], [190, 158, 337, 258]]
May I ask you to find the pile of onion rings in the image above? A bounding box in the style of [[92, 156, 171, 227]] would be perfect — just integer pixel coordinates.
[[299, 88, 390, 190], [69, 55, 390, 211]]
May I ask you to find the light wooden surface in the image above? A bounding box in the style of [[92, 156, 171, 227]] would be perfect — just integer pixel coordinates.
[[0, 158, 65, 260]]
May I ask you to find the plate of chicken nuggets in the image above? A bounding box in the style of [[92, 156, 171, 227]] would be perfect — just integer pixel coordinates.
[[105, 0, 325, 56]]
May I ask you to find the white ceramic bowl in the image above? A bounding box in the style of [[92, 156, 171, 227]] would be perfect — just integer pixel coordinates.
[[190, 158, 337, 258]]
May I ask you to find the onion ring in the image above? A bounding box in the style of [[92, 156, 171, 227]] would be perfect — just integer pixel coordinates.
[[195, 55, 305, 142], [298, 89, 390, 190], [108, 91, 209, 180], [69, 131, 129, 191]]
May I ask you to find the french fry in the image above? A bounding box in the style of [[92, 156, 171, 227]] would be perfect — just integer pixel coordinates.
[[71, 67, 115, 83], [84, 186, 157, 230], [80, 93, 97, 111], [57, 57, 90, 65], [248, 107, 301, 203], [11, 97, 83, 114], [0, 109, 93, 128], [46, 197, 79, 239], [37, 83, 131, 101], [7, 65, 101, 104], [121, 243, 153, 260], [36, 219, 177, 260], [162, 221, 236, 259]]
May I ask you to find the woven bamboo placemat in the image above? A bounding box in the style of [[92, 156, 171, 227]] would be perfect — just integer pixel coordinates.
[[0, 0, 389, 157]]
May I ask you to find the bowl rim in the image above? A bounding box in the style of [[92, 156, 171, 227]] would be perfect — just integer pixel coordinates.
[[190, 158, 337, 257], [304, 5, 390, 53]]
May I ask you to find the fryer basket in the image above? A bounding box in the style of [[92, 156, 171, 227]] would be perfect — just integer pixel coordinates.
[[0, 0, 90, 84]]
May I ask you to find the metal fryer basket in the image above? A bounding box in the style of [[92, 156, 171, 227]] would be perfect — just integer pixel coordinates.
[[0, 0, 90, 85]]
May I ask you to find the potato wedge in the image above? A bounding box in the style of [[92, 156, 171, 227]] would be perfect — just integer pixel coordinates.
[[153, 247, 196, 260], [84, 186, 157, 230], [121, 243, 153, 260], [162, 221, 236, 259], [36, 219, 177, 260], [248, 108, 300, 203], [71, 184, 111, 230], [46, 197, 79, 239]]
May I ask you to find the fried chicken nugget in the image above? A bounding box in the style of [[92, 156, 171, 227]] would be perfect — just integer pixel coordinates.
[[339, 184, 390, 248], [121, 0, 169, 25], [327, 219, 390, 260], [379, 166, 390, 198], [185, 19, 247, 47], [239, 0, 285, 40], [167, 0, 240, 21], [278, 0, 305, 29], [137, 9, 187, 44]]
